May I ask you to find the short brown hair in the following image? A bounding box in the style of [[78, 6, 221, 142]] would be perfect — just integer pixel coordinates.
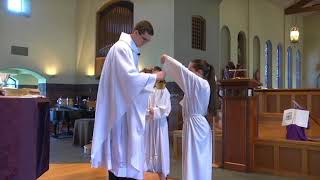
[[153, 66, 162, 72], [134, 20, 154, 36], [140, 67, 153, 73]]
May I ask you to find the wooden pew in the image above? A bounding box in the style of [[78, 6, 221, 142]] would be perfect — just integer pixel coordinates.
[[256, 89, 320, 139], [253, 89, 320, 178]]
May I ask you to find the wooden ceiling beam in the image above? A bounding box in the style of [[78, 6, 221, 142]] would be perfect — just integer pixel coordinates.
[[286, 0, 313, 10], [285, 4, 320, 14]]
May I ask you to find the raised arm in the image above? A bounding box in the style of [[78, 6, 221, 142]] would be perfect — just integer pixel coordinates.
[[161, 54, 201, 95]]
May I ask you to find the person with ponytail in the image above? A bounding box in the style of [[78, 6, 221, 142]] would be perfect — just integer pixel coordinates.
[[161, 54, 214, 180]]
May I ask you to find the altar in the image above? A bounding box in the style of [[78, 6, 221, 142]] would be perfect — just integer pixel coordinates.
[[0, 96, 50, 179]]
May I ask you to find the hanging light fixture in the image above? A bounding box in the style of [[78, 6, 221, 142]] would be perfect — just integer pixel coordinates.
[[289, 1, 299, 43], [290, 26, 299, 43]]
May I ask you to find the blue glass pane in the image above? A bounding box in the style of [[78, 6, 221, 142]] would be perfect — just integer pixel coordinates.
[[287, 48, 292, 88], [296, 51, 302, 88], [265, 41, 272, 88], [277, 45, 283, 88]]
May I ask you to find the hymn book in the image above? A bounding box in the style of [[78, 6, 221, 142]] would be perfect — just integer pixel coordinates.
[[282, 109, 309, 128]]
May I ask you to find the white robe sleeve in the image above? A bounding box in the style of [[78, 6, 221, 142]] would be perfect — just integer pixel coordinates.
[[163, 55, 203, 96], [153, 89, 171, 120]]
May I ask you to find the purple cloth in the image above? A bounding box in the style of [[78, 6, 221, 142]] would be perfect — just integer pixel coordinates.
[[0, 97, 50, 180], [286, 124, 308, 141]]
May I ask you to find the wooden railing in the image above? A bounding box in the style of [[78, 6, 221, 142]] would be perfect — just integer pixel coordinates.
[[256, 88, 320, 115]]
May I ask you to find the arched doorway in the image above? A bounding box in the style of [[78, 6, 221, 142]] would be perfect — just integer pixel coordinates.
[[96, 1, 134, 57], [0, 68, 47, 95], [220, 26, 231, 79]]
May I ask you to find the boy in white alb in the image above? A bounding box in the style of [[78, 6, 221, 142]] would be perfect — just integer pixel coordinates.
[[144, 66, 171, 180]]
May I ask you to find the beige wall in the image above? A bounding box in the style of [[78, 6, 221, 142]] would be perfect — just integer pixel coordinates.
[[1, 0, 313, 88], [14, 74, 38, 86], [219, 0, 304, 88], [220, 0, 248, 69], [0, 0, 77, 84], [174, 0, 220, 71], [133, 0, 174, 70], [251, 0, 285, 88], [303, 14, 320, 88], [284, 15, 304, 88], [75, 0, 174, 84]]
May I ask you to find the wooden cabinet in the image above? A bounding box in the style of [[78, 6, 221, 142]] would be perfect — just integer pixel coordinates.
[[95, 57, 106, 79]]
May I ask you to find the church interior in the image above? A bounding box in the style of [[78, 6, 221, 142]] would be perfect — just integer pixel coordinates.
[[1, 0, 320, 179]]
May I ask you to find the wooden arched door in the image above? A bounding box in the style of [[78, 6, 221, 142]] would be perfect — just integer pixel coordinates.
[[95, 1, 134, 78]]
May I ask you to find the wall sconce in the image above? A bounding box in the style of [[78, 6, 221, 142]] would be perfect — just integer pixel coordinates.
[[45, 67, 57, 77], [138, 64, 145, 71], [86, 67, 95, 78]]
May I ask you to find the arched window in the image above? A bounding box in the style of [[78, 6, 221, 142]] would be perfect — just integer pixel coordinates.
[[220, 26, 231, 79], [5, 77, 18, 88], [296, 50, 302, 88], [238, 32, 247, 70], [253, 36, 260, 82], [277, 44, 283, 88], [96, 1, 134, 57], [317, 73, 320, 88], [287, 47, 293, 88], [192, 16, 206, 51], [265, 41, 272, 88], [7, 0, 31, 17]]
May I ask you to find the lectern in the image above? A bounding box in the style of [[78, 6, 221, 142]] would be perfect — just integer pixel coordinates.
[[218, 79, 260, 172]]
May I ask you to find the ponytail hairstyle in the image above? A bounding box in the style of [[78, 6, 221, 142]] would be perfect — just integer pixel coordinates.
[[191, 59, 218, 116]]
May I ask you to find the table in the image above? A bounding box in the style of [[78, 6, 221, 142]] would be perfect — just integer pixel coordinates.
[[0, 96, 50, 179], [73, 118, 95, 147]]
